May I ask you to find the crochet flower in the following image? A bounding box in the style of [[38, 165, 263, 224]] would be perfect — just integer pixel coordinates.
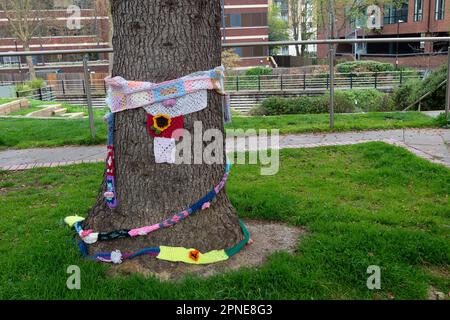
[[152, 114, 172, 133], [189, 249, 200, 262], [110, 250, 123, 264]]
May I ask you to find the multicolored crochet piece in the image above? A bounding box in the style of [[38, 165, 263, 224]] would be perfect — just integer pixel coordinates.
[[105, 66, 225, 114], [65, 163, 232, 244], [104, 113, 117, 208], [146, 114, 184, 139], [78, 220, 250, 265]]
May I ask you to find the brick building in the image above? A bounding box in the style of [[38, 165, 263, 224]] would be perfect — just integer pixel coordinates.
[[0, 0, 270, 77], [0, 0, 110, 76], [223, 0, 270, 68], [317, 0, 450, 69]]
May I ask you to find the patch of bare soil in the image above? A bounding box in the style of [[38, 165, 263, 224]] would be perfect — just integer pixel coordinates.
[[107, 219, 306, 281]]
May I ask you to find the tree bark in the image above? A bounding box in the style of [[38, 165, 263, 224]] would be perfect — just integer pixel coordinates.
[[83, 0, 242, 270], [23, 42, 36, 80]]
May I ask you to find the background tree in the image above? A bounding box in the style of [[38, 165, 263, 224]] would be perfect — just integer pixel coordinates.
[[221, 49, 241, 71], [84, 0, 243, 271], [289, 0, 316, 57], [0, 0, 47, 80], [268, 3, 290, 54]]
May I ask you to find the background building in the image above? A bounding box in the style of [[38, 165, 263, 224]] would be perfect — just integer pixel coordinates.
[[317, 0, 450, 69], [0, 0, 110, 76], [223, 0, 270, 68], [0, 0, 270, 77]]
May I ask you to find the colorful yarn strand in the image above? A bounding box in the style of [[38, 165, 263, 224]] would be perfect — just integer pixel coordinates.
[[77, 220, 250, 265], [66, 163, 231, 244]]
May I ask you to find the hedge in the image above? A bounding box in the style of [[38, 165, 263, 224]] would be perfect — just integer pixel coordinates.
[[255, 89, 391, 115]]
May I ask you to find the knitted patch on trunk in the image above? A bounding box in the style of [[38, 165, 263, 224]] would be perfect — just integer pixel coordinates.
[[154, 137, 176, 164], [105, 146, 117, 208], [105, 66, 224, 113], [144, 90, 208, 117], [146, 114, 184, 138]]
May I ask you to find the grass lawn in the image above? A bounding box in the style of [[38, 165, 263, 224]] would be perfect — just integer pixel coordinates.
[[227, 112, 438, 134], [0, 107, 440, 149], [0, 142, 448, 299]]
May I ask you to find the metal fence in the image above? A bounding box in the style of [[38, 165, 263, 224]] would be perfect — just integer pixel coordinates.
[[225, 70, 423, 92], [1, 70, 422, 97], [0, 36, 449, 136]]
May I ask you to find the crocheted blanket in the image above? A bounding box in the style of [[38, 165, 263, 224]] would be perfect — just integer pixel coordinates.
[[105, 66, 225, 114]]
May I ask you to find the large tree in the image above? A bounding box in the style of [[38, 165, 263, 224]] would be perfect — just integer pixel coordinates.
[[84, 0, 243, 270]]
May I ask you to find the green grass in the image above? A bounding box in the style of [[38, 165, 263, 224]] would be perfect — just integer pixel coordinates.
[[227, 112, 438, 134], [0, 143, 448, 299], [0, 99, 440, 149]]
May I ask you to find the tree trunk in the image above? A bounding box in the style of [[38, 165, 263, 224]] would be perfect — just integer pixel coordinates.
[[83, 0, 242, 270], [23, 42, 36, 80]]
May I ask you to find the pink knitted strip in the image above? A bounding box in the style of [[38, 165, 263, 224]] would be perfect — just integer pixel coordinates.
[[128, 224, 160, 237]]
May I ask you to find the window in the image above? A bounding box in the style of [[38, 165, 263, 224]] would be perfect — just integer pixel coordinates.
[[225, 13, 267, 28], [436, 0, 445, 20], [225, 14, 241, 27], [414, 0, 423, 21], [232, 46, 268, 58], [383, 3, 408, 24]]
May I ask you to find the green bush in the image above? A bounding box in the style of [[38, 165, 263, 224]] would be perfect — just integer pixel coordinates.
[[261, 95, 328, 115], [248, 105, 269, 116], [28, 78, 46, 89], [419, 64, 447, 110], [390, 64, 447, 111], [338, 89, 390, 112], [434, 112, 450, 127], [15, 78, 46, 97], [245, 67, 273, 76], [260, 89, 389, 115], [390, 79, 422, 111], [336, 60, 395, 73]]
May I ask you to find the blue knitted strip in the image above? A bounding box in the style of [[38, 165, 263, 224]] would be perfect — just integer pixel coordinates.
[[106, 113, 115, 145]]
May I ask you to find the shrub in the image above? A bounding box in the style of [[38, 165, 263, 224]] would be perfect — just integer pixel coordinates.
[[336, 60, 395, 73], [338, 89, 388, 112], [248, 105, 269, 116], [390, 63, 447, 111], [419, 64, 447, 110], [15, 78, 46, 97], [262, 95, 330, 115], [28, 78, 46, 89], [434, 112, 449, 127], [245, 67, 273, 76], [390, 79, 422, 111], [260, 89, 390, 115]]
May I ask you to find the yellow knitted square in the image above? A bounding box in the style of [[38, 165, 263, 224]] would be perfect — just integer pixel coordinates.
[[157, 246, 229, 264]]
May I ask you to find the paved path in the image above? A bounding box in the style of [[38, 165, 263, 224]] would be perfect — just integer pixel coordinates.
[[1, 128, 449, 171]]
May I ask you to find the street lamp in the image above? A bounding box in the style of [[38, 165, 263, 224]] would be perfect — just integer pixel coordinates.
[[396, 19, 404, 69]]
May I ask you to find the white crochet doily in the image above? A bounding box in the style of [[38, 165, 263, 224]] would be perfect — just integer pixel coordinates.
[[154, 137, 176, 164], [143, 90, 207, 117]]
